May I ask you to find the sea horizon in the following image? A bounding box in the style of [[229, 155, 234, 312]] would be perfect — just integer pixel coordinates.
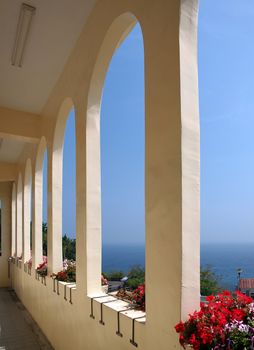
[[102, 242, 254, 290]]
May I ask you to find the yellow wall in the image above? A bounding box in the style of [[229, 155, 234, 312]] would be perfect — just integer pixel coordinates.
[[0, 182, 12, 287]]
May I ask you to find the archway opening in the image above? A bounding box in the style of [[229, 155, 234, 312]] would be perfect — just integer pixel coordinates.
[[62, 110, 76, 261], [42, 150, 48, 257], [100, 22, 145, 291]]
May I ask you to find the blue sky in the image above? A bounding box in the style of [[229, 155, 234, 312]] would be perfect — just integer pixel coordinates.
[[43, 1, 254, 244], [43, 24, 144, 244], [199, 0, 254, 243]]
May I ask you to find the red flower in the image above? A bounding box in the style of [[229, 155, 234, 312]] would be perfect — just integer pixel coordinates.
[[175, 322, 185, 333], [132, 284, 145, 311], [231, 308, 245, 321], [174, 290, 253, 349]]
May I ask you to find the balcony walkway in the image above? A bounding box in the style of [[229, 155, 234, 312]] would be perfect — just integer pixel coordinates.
[[0, 288, 53, 350]]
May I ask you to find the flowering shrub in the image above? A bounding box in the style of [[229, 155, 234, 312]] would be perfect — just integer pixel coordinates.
[[36, 256, 47, 277], [51, 260, 76, 282], [53, 270, 68, 282], [101, 275, 108, 286], [132, 283, 145, 311], [175, 291, 254, 350]]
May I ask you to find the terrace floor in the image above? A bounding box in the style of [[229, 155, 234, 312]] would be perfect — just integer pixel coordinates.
[[0, 288, 53, 350]]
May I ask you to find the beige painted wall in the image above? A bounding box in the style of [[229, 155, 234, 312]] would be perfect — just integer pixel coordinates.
[[0, 182, 12, 287], [1, 0, 200, 349]]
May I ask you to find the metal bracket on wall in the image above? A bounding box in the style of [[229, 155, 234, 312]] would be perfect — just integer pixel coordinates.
[[69, 286, 76, 304], [8, 260, 10, 279], [116, 308, 134, 337], [130, 316, 145, 347], [64, 284, 67, 300], [89, 295, 110, 319], [99, 299, 119, 326]]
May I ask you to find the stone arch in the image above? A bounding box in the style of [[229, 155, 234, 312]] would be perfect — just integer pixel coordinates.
[[51, 97, 74, 272], [86, 12, 143, 294], [33, 136, 47, 267], [23, 158, 32, 262], [16, 173, 22, 258]]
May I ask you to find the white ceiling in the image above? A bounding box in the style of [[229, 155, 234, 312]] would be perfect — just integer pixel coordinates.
[[0, 0, 95, 114], [0, 137, 26, 163]]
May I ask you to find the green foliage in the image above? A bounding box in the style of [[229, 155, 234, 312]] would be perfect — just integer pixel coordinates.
[[103, 270, 124, 281], [66, 264, 76, 282], [42, 222, 48, 256], [62, 234, 76, 260], [200, 265, 221, 296], [229, 329, 252, 350], [127, 265, 145, 290], [42, 223, 76, 260]]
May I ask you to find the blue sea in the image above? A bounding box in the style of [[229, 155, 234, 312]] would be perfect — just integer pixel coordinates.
[[102, 243, 254, 291]]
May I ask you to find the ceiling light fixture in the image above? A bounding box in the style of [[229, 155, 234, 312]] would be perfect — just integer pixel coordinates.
[[11, 3, 36, 67]]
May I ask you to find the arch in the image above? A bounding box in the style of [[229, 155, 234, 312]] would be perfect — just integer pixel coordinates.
[[86, 12, 142, 294], [16, 173, 23, 258], [11, 182, 16, 256], [33, 136, 47, 267], [51, 97, 74, 272], [53, 97, 74, 154], [23, 158, 32, 262]]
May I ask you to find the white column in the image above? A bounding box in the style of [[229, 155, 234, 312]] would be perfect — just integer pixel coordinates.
[[47, 143, 63, 274], [144, 1, 200, 349], [11, 183, 16, 256], [23, 160, 32, 263], [75, 103, 98, 294], [33, 138, 46, 271], [16, 174, 23, 258]]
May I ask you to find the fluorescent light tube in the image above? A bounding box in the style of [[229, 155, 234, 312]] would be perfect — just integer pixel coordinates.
[[11, 3, 36, 67]]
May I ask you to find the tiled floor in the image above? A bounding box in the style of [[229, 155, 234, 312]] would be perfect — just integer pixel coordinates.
[[0, 288, 54, 350]]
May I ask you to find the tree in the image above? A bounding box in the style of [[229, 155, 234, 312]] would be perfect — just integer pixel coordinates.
[[103, 270, 124, 281], [200, 266, 221, 296], [42, 222, 47, 256], [41, 223, 76, 260], [62, 234, 76, 260], [127, 265, 145, 290]]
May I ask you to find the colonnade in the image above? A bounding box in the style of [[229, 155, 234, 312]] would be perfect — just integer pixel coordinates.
[[3, 1, 200, 349]]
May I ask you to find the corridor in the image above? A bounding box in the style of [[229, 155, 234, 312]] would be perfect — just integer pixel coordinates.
[[0, 289, 53, 350]]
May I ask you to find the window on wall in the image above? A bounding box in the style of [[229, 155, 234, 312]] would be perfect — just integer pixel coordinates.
[[100, 23, 145, 287], [42, 150, 48, 257], [0, 200, 2, 256], [62, 110, 76, 261]]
